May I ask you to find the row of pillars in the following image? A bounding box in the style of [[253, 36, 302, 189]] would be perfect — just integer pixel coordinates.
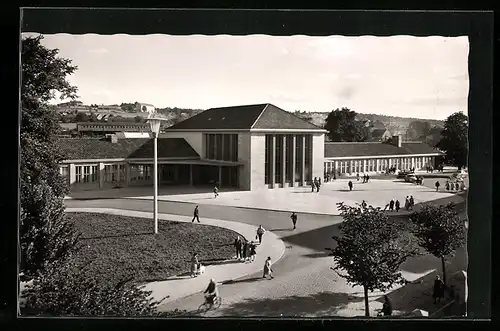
[[268, 134, 308, 188]]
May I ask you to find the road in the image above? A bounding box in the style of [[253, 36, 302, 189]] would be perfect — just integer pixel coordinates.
[[65, 197, 467, 317]]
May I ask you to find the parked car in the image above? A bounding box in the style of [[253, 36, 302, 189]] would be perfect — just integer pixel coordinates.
[[397, 170, 411, 179], [404, 175, 418, 183]]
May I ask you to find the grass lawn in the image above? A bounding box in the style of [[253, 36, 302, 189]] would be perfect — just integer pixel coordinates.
[[67, 212, 240, 285]]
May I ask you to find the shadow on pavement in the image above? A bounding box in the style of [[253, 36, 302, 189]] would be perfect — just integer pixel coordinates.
[[281, 223, 343, 252], [214, 291, 364, 317], [269, 228, 294, 232], [222, 276, 264, 285], [302, 252, 332, 259], [399, 246, 467, 275]]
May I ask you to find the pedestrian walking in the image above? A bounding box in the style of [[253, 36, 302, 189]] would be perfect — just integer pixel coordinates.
[[366, 174, 370, 183], [445, 180, 450, 191], [190, 253, 199, 277], [256, 225, 266, 244], [249, 241, 257, 262], [348, 180, 353, 191], [242, 240, 249, 262], [435, 180, 440, 192], [405, 196, 410, 211], [433, 275, 445, 304], [361, 200, 367, 209], [263, 256, 274, 279], [234, 236, 242, 260], [395, 199, 400, 212], [389, 199, 395, 211], [362, 174, 367, 183], [316, 178, 321, 192], [192, 205, 200, 223], [290, 212, 298, 230], [213, 185, 219, 199], [409, 196, 415, 210], [356, 173, 360, 181], [311, 178, 316, 192]]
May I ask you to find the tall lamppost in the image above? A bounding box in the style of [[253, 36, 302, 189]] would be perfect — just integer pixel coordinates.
[[147, 114, 164, 234]]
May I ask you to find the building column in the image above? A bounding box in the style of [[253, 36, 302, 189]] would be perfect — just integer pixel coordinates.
[[125, 163, 131, 186], [334, 160, 338, 174], [363, 159, 367, 173], [69, 163, 76, 186], [411, 157, 415, 169], [218, 166, 222, 188], [98, 162, 105, 188], [291, 135, 296, 187], [282, 135, 286, 187], [271, 135, 276, 188], [301, 135, 306, 186], [189, 164, 193, 185], [375, 159, 380, 172]]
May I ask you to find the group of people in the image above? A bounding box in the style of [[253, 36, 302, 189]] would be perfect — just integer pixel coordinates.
[[356, 173, 371, 183], [233, 235, 257, 262], [311, 177, 322, 192], [384, 196, 415, 212], [445, 180, 466, 192]]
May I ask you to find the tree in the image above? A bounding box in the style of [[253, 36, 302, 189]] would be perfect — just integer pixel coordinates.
[[421, 126, 442, 147], [134, 115, 143, 123], [329, 202, 416, 317], [21, 259, 187, 317], [436, 112, 468, 169], [21, 35, 80, 277], [324, 108, 370, 142], [409, 203, 466, 286], [75, 112, 89, 122], [406, 121, 431, 141]]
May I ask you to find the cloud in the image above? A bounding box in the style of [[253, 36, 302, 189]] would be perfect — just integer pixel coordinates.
[[87, 48, 109, 54], [336, 86, 356, 100]]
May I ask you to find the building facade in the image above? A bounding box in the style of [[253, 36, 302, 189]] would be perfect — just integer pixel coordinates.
[[324, 135, 444, 177], [55, 103, 443, 194]]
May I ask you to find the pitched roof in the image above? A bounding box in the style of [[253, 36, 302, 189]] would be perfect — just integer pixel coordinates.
[[324, 141, 443, 158], [251, 104, 322, 130], [166, 103, 323, 130], [370, 128, 389, 138], [56, 137, 199, 160]]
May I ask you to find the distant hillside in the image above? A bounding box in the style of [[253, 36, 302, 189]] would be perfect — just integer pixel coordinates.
[[292, 111, 444, 136], [55, 103, 444, 135]]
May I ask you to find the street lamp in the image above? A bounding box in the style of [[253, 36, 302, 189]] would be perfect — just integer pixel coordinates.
[[147, 114, 165, 234]]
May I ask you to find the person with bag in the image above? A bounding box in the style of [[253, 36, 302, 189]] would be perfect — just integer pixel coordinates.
[[256, 225, 266, 244]]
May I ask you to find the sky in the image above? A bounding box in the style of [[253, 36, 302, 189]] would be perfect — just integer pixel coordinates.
[[24, 33, 469, 120]]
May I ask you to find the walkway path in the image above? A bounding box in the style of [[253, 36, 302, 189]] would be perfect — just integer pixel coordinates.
[[130, 179, 462, 215], [65, 190, 467, 317], [66, 207, 286, 304]]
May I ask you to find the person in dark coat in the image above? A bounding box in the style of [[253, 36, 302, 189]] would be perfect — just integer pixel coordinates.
[[191, 205, 200, 223], [405, 196, 410, 211], [311, 178, 317, 192], [348, 180, 353, 191], [249, 241, 257, 262], [433, 275, 445, 304], [395, 199, 401, 212], [435, 180, 440, 192], [409, 196, 415, 210], [389, 199, 395, 211], [356, 173, 360, 181], [290, 212, 298, 230], [381, 295, 393, 316], [242, 240, 249, 262], [234, 236, 242, 260], [366, 174, 370, 183]]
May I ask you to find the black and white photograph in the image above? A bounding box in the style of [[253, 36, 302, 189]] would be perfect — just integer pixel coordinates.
[[17, 8, 490, 320]]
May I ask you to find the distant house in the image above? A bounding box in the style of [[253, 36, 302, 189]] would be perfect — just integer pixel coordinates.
[[76, 122, 150, 137], [368, 128, 392, 142], [136, 103, 155, 114]]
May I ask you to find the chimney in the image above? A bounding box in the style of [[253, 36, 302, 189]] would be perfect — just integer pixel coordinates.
[[391, 135, 402, 148]]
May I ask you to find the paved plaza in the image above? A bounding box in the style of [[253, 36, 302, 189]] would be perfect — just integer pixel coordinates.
[[130, 178, 465, 215], [65, 181, 467, 317]]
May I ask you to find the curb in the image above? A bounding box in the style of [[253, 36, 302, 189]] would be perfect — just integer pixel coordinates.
[[65, 207, 287, 303]]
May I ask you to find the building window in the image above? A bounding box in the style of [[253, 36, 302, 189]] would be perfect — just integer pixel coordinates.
[[92, 165, 98, 182], [83, 165, 90, 183], [207, 134, 215, 159], [104, 165, 112, 182], [59, 166, 69, 182], [304, 134, 312, 181], [215, 134, 223, 160], [274, 134, 282, 184], [295, 135, 303, 182], [285, 134, 293, 183], [231, 134, 238, 162], [223, 134, 231, 161], [120, 164, 125, 181], [264, 134, 272, 184]]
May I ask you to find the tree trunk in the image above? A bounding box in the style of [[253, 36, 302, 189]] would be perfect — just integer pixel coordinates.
[[441, 256, 447, 286], [363, 285, 370, 317]]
